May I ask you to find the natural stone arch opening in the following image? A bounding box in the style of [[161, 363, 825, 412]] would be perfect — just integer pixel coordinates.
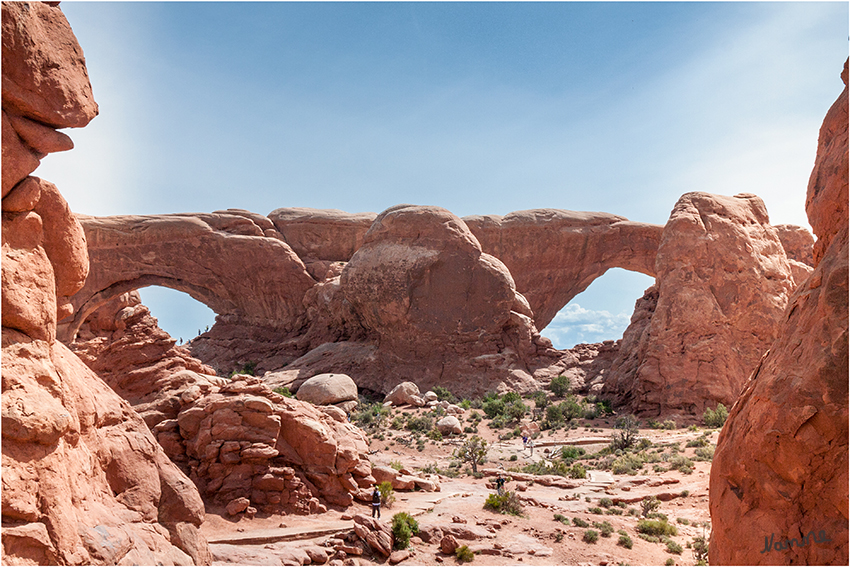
[[138, 285, 217, 345], [541, 268, 655, 349], [58, 274, 231, 343]]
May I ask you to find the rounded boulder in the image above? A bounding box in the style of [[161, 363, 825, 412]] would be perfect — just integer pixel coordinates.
[[295, 373, 358, 406]]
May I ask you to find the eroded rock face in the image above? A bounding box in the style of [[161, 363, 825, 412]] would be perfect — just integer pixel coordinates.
[[709, 60, 849, 566], [464, 210, 663, 329], [1, 3, 209, 564], [602, 192, 796, 416]]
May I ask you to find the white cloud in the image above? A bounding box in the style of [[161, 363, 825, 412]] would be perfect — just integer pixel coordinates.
[[542, 303, 632, 350]]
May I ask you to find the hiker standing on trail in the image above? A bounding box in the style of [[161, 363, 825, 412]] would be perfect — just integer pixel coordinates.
[[528, 440, 534, 456], [495, 474, 506, 496], [522, 434, 529, 448], [371, 486, 381, 518]]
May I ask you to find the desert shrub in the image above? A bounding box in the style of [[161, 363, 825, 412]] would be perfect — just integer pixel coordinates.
[[680, 490, 690, 497], [618, 533, 634, 549], [669, 455, 694, 474], [676, 517, 690, 525], [531, 390, 549, 409], [583, 529, 599, 543], [553, 513, 570, 525], [554, 531, 564, 543], [505, 400, 529, 422], [587, 507, 604, 515], [568, 463, 588, 479], [427, 428, 443, 441], [665, 558, 675, 566], [582, 403, 599, 420], [694, 446, 715, 462], [406, 415, 433, 432], [637, 438, 653, 451], [390, 416, 405, 429], [560, 445, 586, 462], [459, 399, 472, 410], [663, 420, 677, 430], [545, 403, 564, 425], [484, 491, 524, 516], [483, 397, 506, 419], [464, 426, 476, 434], [432, 385, 456, 403], [352, 402, 390, 430], [378, 481, 395, 508], [647, 512, 668, 522], [666, 539, 683, 554], [637, 519, 678, 537], [572, 517, 590, 528], [639, 534, 660, 543], [703, 403, 729, 428], [549, 375, 571, 397], [389, 460, 403, 471], [640, 496, 661, 516], [612, 453, 645, 475], [593, 521, 614, 537], [561, 396, 584, 421], [455, 545, 475, 563], [692, 535, 710, 563], [272, 386, 293, 397], [599, 497, 614, 508], [686, 436, 709, 448], [391, 512, 419, 549], [509, 454, 518, 461], [647, 419, 662, 429]]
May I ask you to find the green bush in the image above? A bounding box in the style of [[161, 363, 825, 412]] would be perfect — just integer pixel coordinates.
[[637, 519, 678, 537], [378, 481, 395, 508], [459, 399, 472, 410], [456, 544, 475, 563], [509, 454, 518, 461], [391, 512, 419, 549], [583, 529, 599, 543], [665, 558, 675, 566], [484, 491, 524, 516], [599, 497, 613, 508], [553, 513, 570, 525], [618, 533, 634, 549], [612, 453, 645, 475], [666, 539, 684, 554], [703, 403, 729, 428], [545, 403, 564, 424], [663, 420, 677, 430], [433, 385, 456, 403], [692, 535, 710, 563], [549, 375, 571, 397], [694, 446, 715, 462], [272, 386, 293, 397], [561, 396, 584, 420], [560, 445, 586, 462], [406, 415, 433, 432], [610, 414, 640, 451], [593, 520, 614, 537], [568, 463, 587, 479], [505, 400, 529, 422], [686, 436, 709, 448], [587, 507, 604, 515], [669, 455, 694, 474], [483, 398, 506, 419], [676, 517, 690, 525], [389, 460, 403, 471], [572, 517, 590, 528]]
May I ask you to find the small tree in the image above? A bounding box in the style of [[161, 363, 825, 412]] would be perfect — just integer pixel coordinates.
[[549, 375, 571, 397], [454, 435, 488, 474], [703, 403, 729, 428], [391, 512, 419, 549], [611, 414, 640, 451], [640, 495, 660, 517]]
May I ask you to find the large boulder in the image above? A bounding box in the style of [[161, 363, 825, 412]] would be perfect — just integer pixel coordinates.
[[295, 373, 358, 406], [383, 381, 423, 406], [603, 192, 796, 416], [709, 59, 849, 566], [1, 3, 209, 564]]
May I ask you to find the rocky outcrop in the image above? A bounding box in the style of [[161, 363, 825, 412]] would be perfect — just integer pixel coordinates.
[[602, 192, 796, 416], [774, 224, 815, 284], [1, 3, 209, 564], [709, 60, 848, 566], [464, 210, 663, 329], [70, 293, 374, 513], [177, 375, 374, 512], [295, 373, 358, 408], [268, 205, 559, 397]]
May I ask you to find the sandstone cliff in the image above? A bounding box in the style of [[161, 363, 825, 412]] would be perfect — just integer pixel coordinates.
[[709, 59, 848, 566], [602, 192, 797, 416], [1, 2, 210, 564]]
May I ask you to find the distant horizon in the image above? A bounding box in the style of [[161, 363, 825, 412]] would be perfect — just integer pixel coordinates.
[[38, 0, 848, 349]]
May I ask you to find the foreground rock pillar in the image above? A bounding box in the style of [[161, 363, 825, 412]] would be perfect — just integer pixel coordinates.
[[2, 3, 210, 564], [709, 60, 849, 565]]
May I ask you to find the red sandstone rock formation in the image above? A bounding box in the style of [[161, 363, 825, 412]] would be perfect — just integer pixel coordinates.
[[774, 223, 815, 285], [1, 2, 209, 564], [70, 293, 375, 513], [602, 192, 796, 416], [709, 59, 848, 566], [464, 210, 663, 329]]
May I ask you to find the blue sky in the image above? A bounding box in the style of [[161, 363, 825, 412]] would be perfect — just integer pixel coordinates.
[[40, 1, 848, 348]]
